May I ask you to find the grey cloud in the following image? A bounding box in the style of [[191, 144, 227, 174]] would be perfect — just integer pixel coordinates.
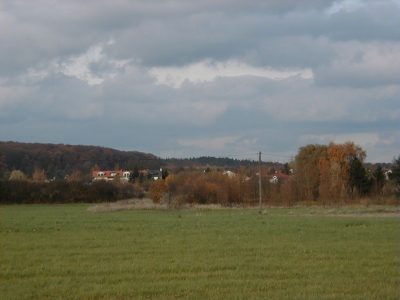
[[324, 3, 400, 41], [1, 73, 101, 124], [106, 2, 398, 68], [7, 64, 394, 128], [2, 0, 397, 76], [1, 0, 399, 163], [314, 42, 400, 87]]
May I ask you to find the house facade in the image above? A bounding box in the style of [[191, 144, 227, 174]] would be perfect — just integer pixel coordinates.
[[143, 169, 163, 180], [92, 170, 132, 182], [92, 168, 163, 182]]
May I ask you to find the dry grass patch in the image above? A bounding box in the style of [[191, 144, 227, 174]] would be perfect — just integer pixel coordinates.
[[88, 199, 400, 216], [87, 198, 168, 212], [87, 199, 236, 212]]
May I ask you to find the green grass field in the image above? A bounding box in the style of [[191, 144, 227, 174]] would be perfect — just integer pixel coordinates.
[[1, 204, 399, 299]]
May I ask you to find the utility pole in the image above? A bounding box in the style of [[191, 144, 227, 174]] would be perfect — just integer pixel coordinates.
[[259, 151, 262, 212]]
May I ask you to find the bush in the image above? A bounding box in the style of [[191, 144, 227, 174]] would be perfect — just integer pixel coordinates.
[[160, 171, 245, 205], [148, 180, 167, 203]]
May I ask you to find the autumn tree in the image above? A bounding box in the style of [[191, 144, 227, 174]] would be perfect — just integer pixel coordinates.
[[9, 170, 27, 180], [164, 174, 175, 203], [280, 179, 297, 207], [326, 142, 366, 201], [294, 141, 368, 204], [91, 164, 100, 171], [113, 173, 121, 185], [235, 169, 253, 206], [67, 170, 84, 182], [294, 144, 328, 201], [326, 143, 349, 200], [148, 179, 167, 203], [32, 168, 47, 181], [318, 157, 332, 205]]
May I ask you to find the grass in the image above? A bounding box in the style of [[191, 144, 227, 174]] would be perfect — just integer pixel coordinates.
[[1, 204, 399, 299]]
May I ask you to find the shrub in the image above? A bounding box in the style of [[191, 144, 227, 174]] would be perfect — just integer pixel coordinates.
[[148, 179, 167, 203]]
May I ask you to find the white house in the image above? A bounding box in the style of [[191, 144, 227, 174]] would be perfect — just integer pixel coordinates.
[[92, 170, 132, 182]]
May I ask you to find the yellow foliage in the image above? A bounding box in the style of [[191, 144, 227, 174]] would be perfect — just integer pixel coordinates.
[[9, 170, 27, 181], [32, 168, 47, 181], [148, 179, 167, 203], [67, 170, 83, 182]]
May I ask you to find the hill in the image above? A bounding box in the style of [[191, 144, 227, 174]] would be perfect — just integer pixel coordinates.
[[0, 141, 160, 179], [0, 142, 285, 179]]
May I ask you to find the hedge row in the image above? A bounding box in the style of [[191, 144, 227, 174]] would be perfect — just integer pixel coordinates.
[[0, 180, 143, 204]]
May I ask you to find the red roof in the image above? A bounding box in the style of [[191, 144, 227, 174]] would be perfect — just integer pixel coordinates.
[[92, 170, 132, 178], [268, 173, 291, 180]]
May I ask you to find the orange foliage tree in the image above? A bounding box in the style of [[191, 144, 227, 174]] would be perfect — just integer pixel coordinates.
[[294, 144, 328, 202], [32, 168, 47, 181], [148, 179, 167, 203], [294, 141, 368, 204], [67, 170, 84, 182], [326, 142, 367, 203]]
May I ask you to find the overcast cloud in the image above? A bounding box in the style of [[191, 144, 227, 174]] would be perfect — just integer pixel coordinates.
[[1, 0, 399, 163]]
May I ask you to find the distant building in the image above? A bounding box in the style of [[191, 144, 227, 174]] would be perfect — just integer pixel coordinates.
[[384, 170, 392, 181], [92, 170, 132, 182], [223, 170, 236, 178], [268, 172, 291, 184], [143, 169, 163, 180], [92, 169, 163, 182]]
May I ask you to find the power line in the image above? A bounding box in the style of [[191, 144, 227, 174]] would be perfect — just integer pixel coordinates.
[[212, 152, 295, 160], [126, 151, 296, 162], [261, 152, 294, 159], [214, 152, 259, 157]]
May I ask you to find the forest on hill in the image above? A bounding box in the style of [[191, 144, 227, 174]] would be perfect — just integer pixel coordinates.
[[0, 141, 283, 180], [0, 141, 160, 180]]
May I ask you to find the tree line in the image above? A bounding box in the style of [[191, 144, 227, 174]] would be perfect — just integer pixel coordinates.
[[1, 141, 398, 206], [148, 142, 399, 206]]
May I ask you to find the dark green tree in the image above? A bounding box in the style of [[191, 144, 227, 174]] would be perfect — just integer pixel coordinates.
[[372, 165, 385, 195], [282, 163, 290, 175], [388, 156, 400, 185], [348, 157, 372, 196], [162, 168, 169, 179], [129, 166, 140, 183], [388, 156, 400, 197]]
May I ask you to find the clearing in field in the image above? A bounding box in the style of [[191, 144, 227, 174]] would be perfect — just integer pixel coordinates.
[[1, 204, 399, 299]]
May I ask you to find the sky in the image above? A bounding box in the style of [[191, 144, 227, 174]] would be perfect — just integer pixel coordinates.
[[1, 0, 399, 163]]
